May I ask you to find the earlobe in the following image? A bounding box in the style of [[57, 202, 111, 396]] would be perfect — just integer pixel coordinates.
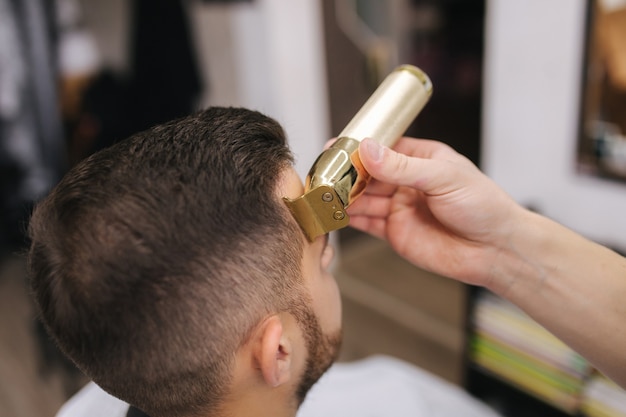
[[257, 315, 293, 388]]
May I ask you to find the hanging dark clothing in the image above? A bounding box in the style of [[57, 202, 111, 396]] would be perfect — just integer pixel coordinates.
[[125, 0, 203, 134]]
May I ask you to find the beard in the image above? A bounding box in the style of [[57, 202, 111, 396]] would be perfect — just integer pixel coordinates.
[[294, 309, 342, 405]]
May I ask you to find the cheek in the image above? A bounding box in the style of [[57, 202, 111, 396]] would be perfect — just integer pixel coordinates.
[[316, 272, 342, 333]]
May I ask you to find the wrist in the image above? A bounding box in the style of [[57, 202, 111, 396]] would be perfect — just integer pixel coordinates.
[[484, 208, 551, 299]]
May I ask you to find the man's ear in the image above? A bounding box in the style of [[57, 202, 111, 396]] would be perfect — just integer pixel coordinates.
[[255, 315, 294, 388]]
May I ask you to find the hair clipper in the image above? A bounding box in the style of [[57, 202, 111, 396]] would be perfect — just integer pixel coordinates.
[[284, 64, 433, 241]]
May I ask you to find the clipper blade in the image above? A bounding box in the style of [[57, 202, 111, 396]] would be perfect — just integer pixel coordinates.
[[283, 186, 349, 242]]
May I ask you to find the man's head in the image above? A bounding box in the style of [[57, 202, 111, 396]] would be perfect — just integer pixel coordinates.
[[28, 107, 342, 417]]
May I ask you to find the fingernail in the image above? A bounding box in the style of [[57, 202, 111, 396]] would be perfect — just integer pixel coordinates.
[[363, 138, 383, 163]]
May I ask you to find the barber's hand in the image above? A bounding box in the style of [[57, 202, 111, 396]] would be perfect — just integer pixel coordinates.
[[347, 137, 528, 286]]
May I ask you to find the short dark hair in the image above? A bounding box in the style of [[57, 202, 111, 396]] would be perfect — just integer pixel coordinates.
[[28, 107, 306, 417]]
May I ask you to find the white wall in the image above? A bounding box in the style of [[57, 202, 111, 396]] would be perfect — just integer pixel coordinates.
[[189, 0, 331, 180], [482, 0, 626, 249]]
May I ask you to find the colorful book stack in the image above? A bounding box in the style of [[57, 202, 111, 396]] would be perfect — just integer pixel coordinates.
[[470, 291, 592, 414], [581, 374, 626, 417]]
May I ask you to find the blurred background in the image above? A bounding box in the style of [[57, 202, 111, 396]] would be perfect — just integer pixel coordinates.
[[1, 0, 626, 416]]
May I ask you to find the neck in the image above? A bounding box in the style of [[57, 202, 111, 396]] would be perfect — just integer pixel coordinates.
[[221, 383, 299, 417], [220, 351, 300, 417]]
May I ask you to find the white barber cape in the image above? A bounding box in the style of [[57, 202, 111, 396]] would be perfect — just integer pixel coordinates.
[[57, 355, 501, 417]]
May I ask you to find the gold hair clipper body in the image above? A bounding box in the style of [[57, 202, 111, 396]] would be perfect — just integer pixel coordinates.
[[284, 65, 433, 241]]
